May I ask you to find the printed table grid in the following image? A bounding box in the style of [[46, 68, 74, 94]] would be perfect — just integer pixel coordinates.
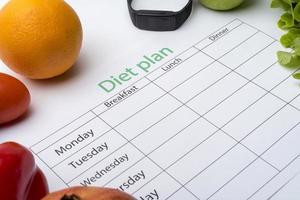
[[31, 19, 300, 199]]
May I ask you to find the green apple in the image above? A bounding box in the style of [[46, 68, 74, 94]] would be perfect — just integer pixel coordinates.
[[199, 0, 245, 10]]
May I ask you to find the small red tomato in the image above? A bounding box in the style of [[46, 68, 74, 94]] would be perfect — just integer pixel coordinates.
[[0, 73, 30, 125]]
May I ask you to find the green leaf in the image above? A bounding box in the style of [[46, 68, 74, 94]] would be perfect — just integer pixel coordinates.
[[287, 27, 300, 34], [293, 3, 300, 21], [293, 72, 300, 79], [281, 32, 296, 47], [278, 51, 293, 65], [278, 51, 300, 68], [278, 13, 295, 29], [294, 37, 300, 47], [271, 0, 291, 10], [280, 29, 300, 48], [293, 46, 300, 55]]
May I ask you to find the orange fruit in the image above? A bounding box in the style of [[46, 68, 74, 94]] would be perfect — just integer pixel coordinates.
[[0, 0, 83, 79]]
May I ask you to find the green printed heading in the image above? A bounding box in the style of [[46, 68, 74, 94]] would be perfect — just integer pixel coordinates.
[[98, 48, 174, 93]]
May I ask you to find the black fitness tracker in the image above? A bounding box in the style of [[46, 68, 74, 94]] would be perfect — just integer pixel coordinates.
[[127, 0, 193, 31]]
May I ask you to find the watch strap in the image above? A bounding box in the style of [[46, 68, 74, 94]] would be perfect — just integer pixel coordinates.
[[127, 0, 193, 31], [175, 0, 193, 30]]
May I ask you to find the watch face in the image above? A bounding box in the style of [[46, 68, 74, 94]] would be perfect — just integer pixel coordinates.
[[136, 14, 177, 31]]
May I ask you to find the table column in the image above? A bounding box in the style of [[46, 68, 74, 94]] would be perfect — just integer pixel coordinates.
[[31, 111, 114, 186], [198, 19, 300, 199], [93, 77, 186, 197]]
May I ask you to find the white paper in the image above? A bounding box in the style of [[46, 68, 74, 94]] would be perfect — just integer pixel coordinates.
[[1, 0, 300, 199]]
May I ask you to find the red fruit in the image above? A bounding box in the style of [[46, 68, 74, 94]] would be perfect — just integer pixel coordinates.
[[0, 73, 30, 125], [0, 142, 49, 200]]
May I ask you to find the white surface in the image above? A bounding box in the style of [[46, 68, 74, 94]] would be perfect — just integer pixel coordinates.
[[1, 0, 300, 199]]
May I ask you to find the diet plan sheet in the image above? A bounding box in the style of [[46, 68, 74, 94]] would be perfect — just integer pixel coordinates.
[[30, 19, 300, 200]]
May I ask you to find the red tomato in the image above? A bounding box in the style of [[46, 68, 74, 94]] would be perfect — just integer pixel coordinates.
[[0, 73, 30, 125]]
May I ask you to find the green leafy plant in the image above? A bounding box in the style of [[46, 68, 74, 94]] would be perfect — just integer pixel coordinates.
[[271, 0, 300, 77]]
